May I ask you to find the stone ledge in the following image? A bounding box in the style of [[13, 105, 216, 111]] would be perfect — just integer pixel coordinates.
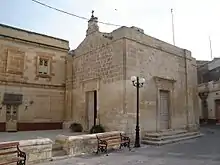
[[19, 138, 53, 146], [19, 138, 53, 164], [55, 131, 124, 156]]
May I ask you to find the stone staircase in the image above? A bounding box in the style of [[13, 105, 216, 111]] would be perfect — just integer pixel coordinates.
[[142, 129, 203, 146]]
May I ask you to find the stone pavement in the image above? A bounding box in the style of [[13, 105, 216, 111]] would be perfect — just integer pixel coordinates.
[[40, 126, 220, 165]]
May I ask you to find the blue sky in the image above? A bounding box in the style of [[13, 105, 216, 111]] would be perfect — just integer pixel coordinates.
[[0, 0, 219, 60]]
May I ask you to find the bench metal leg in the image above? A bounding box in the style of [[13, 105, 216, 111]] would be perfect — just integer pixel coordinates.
[[105, 144, 108, 156], [96, 146, 100, 154], [119, 143, 122, 149], [128, 140, 131, 151], [17, 147, 26, 165], [96, 145, 108, 155], [17, 159, 25, 165]]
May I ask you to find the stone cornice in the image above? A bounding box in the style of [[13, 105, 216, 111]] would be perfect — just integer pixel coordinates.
[[153, 76, 176, 83], [0, 80, 65, 90], [0, 34, 69, 52]]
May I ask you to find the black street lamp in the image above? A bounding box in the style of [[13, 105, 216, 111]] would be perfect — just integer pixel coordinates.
[[131, 76, 145, 148]]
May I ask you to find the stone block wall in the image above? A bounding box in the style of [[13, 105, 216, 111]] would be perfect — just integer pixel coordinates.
[[122, 29, 198, 133], [19, 138, 53, 164], [121, 29, 197, 133], [0, 85, 64, 130], [0, 39, 67, 85], [66, 35, 125, 131]]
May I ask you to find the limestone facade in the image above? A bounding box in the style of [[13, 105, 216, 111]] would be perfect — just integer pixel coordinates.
[[65, 14, 199, 137], [0, 23, 69, 131]]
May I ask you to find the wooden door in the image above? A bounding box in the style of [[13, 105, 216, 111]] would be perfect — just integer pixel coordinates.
[[159, 90, 170, 130], [86, 91, 95, 130], [6, 105, 18, 132]]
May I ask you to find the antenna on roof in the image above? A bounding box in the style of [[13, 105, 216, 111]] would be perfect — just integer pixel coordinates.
[[209, 36, 213, 60], [171, 8, 175, 46]]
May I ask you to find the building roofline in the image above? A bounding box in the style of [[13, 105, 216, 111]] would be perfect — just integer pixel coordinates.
[[0, 34, 69, 51], [196, 58, 220, 68], [0, 23, 69, 43], [112, 26, 188, 52]]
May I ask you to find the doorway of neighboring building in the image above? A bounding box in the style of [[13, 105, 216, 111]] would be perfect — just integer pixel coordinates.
[[215, 99, 220, 123], [6, 104, 18, 132], [86, 90, 97, 131], [159, 90, 170, 130], [202, 100, 208, 122]]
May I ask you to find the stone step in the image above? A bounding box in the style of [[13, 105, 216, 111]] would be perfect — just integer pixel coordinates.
[[52, 143, 67, 157], [142, 133, 203, 146], [52, 149, 67, 157], [143, 132, 199, 141], [52, 143, 63, 151], [145, 129, 187, 138]]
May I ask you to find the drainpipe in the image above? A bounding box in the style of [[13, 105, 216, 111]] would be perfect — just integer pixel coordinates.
[[184, 49, 189, 130], [71, 59, 74, 120], [64, 57, 67, 122]]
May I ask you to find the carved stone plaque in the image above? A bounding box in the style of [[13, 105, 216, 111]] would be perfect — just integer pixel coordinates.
[[6, 48, 25, 75], [0, 48, 7, 73]]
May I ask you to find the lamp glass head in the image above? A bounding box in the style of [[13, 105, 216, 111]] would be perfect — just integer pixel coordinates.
[[140, 78, 145, 84], [131, 76, 137, 82]]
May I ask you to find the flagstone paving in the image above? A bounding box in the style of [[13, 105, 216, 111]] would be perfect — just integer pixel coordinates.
[[40, 126, 220, 165]]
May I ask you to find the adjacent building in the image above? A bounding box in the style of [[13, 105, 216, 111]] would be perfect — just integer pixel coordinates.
[[198, 58, 220, 124], [0, 24, 69, 131]]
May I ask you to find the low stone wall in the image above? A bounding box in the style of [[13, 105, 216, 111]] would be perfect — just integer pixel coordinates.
[[19, 138, 53, 164], [55, 131, 124, 156]]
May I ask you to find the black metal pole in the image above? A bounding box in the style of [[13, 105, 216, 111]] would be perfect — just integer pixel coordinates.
[[134, 77, 140, 148]]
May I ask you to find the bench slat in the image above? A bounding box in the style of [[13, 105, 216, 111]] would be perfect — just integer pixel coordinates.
[[0, 142, 26, 165], [0, 150, 18, 156], [0, 142, 19, 149], [107, 140, 129, 145], [107, 142, 123, 146], [99, 136, 120, 141], [0, 157, 23, 165], [107, 139, 129, 143]]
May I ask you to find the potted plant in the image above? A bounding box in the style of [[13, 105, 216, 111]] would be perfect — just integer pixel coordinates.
[[89, 124, 105, 134], [69, 122, 83, 132]]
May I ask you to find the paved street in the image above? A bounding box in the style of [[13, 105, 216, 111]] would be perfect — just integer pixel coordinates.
[[41, 126, 220, 165]]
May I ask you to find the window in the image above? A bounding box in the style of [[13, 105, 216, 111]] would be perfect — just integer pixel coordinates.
[[36, 53, 53, 79], [38, 58, 50, 75]]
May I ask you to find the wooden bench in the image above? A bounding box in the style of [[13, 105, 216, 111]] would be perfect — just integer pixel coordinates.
[[0, 142, 26, 165], [96, 133, 131, 156]]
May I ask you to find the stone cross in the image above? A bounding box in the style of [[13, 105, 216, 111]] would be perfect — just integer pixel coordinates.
[[91, 10, 94, 18]]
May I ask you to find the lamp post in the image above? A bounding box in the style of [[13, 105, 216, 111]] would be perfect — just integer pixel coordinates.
[[131, 76, 145, 148]]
